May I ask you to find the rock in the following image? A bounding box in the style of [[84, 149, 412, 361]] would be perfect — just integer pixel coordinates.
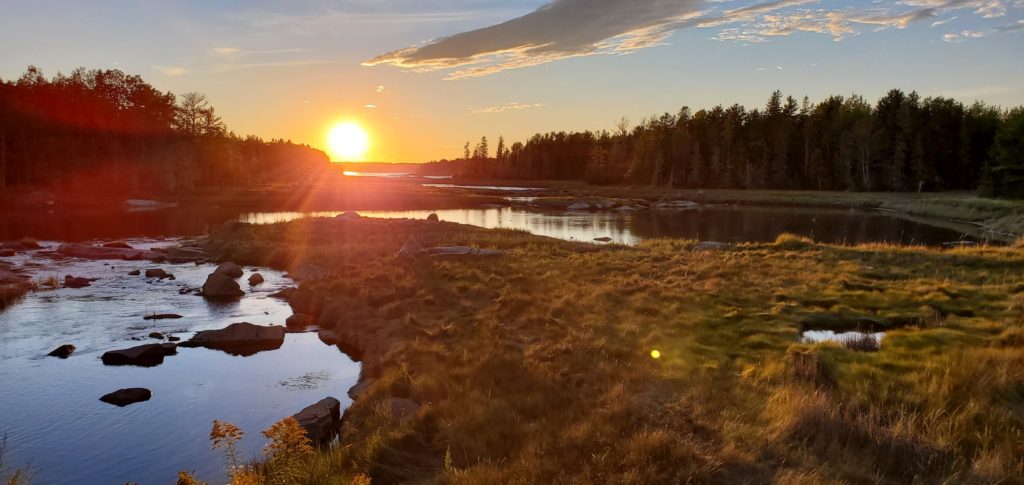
[[248, 273, 265, 286], [347, 378, 376, 401], [593, 237, 613, 243], [336, 211, 361, 221], [101, 343, 175, 367], [567, 202, 590, 211], [426, 213, 440, 223], [48, 344, 76, 358], [128, 269, 141, 276], [201, 271, 244, 299], [397, 236, 425, 259], [100, 388, 151, 407], [613, 205, 642, 211], [215, 262, 244, 278], [292, 397, 341, 447], [286, 313, 315, 329], [64, 275, 92, 288], [695, 241, 732, 251], [57, 244, 163, 261], [167, 335, 180, 342], [388, 398, 420, 422], [428, 246, 504, 257], [102, 241, 134, 249], [655, 200, 699, 210], [179, 322, 285, 356], [143, 313, 183, 320], [0, 249, 14, 257], [145, 268, 169, 278], [148, 332, 165, 340], [162, 247, 205, 262]]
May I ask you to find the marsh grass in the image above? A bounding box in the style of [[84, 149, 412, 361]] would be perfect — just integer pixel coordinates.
[[200, 217, 1024, 483]]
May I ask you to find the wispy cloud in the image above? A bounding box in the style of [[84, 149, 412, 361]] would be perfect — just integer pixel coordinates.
[[152, 65, 186, 76], [471, 102, 544, 114], [365, 0, 1023, 78]]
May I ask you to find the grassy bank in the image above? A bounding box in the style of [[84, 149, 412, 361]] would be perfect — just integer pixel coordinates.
[[197, 217, 1024, 483], [532, 181, 1024, 240]]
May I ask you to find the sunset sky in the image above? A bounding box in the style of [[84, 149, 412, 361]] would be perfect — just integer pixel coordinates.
[[2, 0, 1022, 162]]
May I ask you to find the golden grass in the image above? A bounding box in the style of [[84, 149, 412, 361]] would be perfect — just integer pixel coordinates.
[[200, 217, 1024, 483]]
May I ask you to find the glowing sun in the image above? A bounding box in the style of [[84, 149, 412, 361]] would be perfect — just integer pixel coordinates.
[[327, 122, 370, 161]]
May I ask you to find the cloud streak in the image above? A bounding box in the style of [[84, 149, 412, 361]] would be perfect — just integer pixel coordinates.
[[365, 0, 1023, 78], [471, 102, 544, 114]]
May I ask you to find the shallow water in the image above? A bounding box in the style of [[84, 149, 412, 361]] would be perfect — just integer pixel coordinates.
[[802, 330, 886, 345], [239, 205, 982, 246], [0, 240, 359, 484]]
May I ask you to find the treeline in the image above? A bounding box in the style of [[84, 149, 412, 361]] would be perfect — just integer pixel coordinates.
[[0, 66, 331, 194], [427, 90, 1024, 197]]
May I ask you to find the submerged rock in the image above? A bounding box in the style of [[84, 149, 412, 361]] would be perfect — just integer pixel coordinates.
[[248, 273, 265, 286], [143, 313, 183, 320], [100, 388, 152, 407], [102, 241, 134, 249], [215, 262, 244, 278], [292, 397, 341, 447], [101, 343, 176, 367], [63, 275, 92, 288], [594, 237, 613, 243], [179, 322, 285, 356], [148, 332, 165, 340], [48, 344, 76, 358], [201, 271, 244, 299], [128, 269, 141, 276]]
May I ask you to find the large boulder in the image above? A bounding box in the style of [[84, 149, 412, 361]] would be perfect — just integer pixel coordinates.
[[100, 388, 152, 407], [48, 344, 76, 358], [291, 397, 341, 447], [101, 343, 176, 367], [202, 271, 244, 298], [216, 262, 244, 278], [179, 322, 285, 356]]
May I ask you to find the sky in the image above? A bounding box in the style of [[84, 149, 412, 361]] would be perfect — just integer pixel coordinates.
[[1, 0, 1023, 162]]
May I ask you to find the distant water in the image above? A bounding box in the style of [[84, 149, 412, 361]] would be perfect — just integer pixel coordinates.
[[238, 205, 983, 246], [0, 240, 359, 484]]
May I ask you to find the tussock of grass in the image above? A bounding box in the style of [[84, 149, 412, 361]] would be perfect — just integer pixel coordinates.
[[201, 217, 1024, 483]]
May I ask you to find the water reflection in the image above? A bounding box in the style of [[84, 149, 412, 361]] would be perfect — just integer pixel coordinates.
[[0, 243, 359, 484], [239, 206, 979, 246]]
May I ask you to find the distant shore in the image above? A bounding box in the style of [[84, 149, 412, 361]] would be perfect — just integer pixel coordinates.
[[3, 177, 1021, 241]]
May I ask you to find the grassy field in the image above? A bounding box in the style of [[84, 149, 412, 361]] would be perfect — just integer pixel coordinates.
[[192, 216, 1024, 484]]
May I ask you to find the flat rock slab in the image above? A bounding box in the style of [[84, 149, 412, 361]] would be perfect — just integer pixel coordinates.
[[428, 246, 504, 257], [101, 343, 176, 367], [292, 397, 341, 447], [100, 388, 152, 407], [179, 322, 285, 356], [57, 244, 164, 261]]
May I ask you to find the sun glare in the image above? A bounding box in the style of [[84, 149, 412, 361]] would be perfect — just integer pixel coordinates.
[[327, 122, 370, 161]]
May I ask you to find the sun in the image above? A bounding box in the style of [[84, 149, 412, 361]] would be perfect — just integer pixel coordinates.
[[327, 122, 370, 161]]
